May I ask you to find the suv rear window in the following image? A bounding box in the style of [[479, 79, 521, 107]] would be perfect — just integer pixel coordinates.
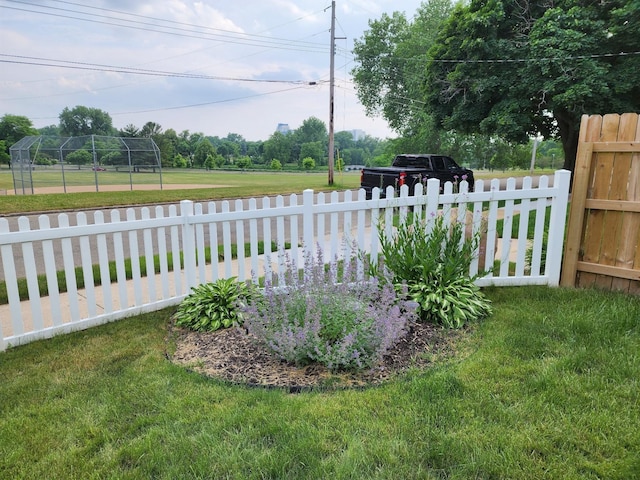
[[395, 156, 432, 169], [431, 156, 446, 170]]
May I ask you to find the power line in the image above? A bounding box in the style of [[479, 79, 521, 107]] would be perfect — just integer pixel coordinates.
[[0, 2, 329, 54], [27, 85, 317, 121], [0, 54, 322, 84]]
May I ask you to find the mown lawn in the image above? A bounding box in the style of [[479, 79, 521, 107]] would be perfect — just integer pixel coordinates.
[[1, 286, 638, 479], [0, 168, 554, 215]]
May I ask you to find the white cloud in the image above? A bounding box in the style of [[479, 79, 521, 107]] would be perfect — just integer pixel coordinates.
[[0, 0, 425, 140]]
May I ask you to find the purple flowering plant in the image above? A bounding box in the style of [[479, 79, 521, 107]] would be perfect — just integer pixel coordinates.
[[241, 246, 416, 371]]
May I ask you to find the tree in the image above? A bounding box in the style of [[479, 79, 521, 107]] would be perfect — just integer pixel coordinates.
[[140, 121, 162, 138], [235, 156, 251, 170], [0, 115, 38, 158], [295, 117, 327, 144], [351, 0, 454, 148], [0, 140, 10, 166], [334, 131, 355, 152], [59, 106, 114, 136], [299, 141, 324, 166], [270, 159, 282, 170], [263, 131, 293, 164], [302, 157, 316, 170], [120, 124, 140, 137], [65, 149, 92, 169], [38, 124, 60, 136], [425, 0, 640, 171], [193, 139, 217, 168], [173, 153, 188, 168]]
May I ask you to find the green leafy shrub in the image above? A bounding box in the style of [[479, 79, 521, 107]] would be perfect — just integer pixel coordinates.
[[174, 278, 257, 332], [242, 249, 415, 371], [378, 214, 492, 328], [408, 275, 492, 329]]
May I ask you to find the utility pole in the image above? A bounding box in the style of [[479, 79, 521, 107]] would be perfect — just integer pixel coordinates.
[[328, 0, 345, 186]]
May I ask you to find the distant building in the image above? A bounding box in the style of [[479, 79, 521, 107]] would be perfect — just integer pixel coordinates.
[[350, 129, 366, 141], [276, 123, 290, 135]]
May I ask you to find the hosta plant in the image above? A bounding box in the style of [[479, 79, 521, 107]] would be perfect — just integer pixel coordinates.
[[174, 278, 257, 332], [409, 274, 492, 329], [378, 214, 492, 328]]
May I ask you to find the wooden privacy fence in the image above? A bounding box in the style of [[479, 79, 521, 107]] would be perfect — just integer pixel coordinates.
[[561, 113, 640, 293], [0, 171, 571, 351]]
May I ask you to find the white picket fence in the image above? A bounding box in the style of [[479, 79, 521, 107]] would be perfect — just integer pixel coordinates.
[[0, 170, 571, 351]]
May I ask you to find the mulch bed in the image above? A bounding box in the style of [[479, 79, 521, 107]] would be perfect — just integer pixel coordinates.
[[168, 320, 465, 392]]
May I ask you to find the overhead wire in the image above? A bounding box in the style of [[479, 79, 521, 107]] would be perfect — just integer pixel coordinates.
[[0, 54, 321, 84], [1, 0, 329, 54], [0, 1, 331, 105]]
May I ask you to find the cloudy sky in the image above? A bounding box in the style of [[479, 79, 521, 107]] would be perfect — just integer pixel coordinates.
[[1, 0, 425, 141]]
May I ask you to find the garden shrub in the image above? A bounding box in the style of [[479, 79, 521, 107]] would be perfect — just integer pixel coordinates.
[[377, 214, 492, 328], [242, 249, 416, 371], [174, 277, 257, 332]]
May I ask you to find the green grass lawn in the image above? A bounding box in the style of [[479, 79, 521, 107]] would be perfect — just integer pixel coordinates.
[[1, 286, 638, 479], [0, 170, 362, 215], [0, 168, 555, 215]]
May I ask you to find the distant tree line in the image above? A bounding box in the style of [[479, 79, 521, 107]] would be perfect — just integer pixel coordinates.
[[1, 104, 563, 171]]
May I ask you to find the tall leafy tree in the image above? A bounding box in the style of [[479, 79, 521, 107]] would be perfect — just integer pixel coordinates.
[[119, 124, 140, 137], [59, 106, 114, 136], [426, 0, 640, 171], [263, 131, 293, 164], [38, 124, 60, 136], [193, 138, 217, 168], [352, 0, 454, 151], [140, 121, 162, 137], [294, 117, 327, 144], [0, 114, 38, 148]]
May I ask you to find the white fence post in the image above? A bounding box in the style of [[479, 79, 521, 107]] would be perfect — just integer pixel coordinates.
[[302, 189, 315, 262], [181, 200, 197, 291], [546, 170, 572, 286]]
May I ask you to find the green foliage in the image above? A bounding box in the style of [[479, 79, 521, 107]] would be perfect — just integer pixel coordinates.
[[65, 149, 92, 168], [59, 106, 114, 136], [409, 276, 492, 329], [425, 0, 640, 171], [351, 1, 453, 146], [302, 157, 316, 170], [378, 215, 491, 327], [172, 153, 188, 168], [269, 158, 282, 170], [235, 155, 251, 170], [2, 287, 640, 478], [0, 114, 38, 149], [299, 142, 324, 166], [193, 138, 216, 168], [174, 278, 256, 332]]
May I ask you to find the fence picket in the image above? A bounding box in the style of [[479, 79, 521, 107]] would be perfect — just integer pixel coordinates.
[[155, 206, 170, 300], [205, 202, 218, 284], [58, 213, 81, 322], [194, 203, 206, 285], [18, 217, 44, 332], [261, 196, 273, 285], [38, 215, 62, 326], [94, 211, 113, 314], [248, 198, 259, 281], [110, 210, 128, 310]]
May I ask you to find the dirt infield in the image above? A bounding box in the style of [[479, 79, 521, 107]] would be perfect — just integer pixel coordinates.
[[6, 184, 227, 195]]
